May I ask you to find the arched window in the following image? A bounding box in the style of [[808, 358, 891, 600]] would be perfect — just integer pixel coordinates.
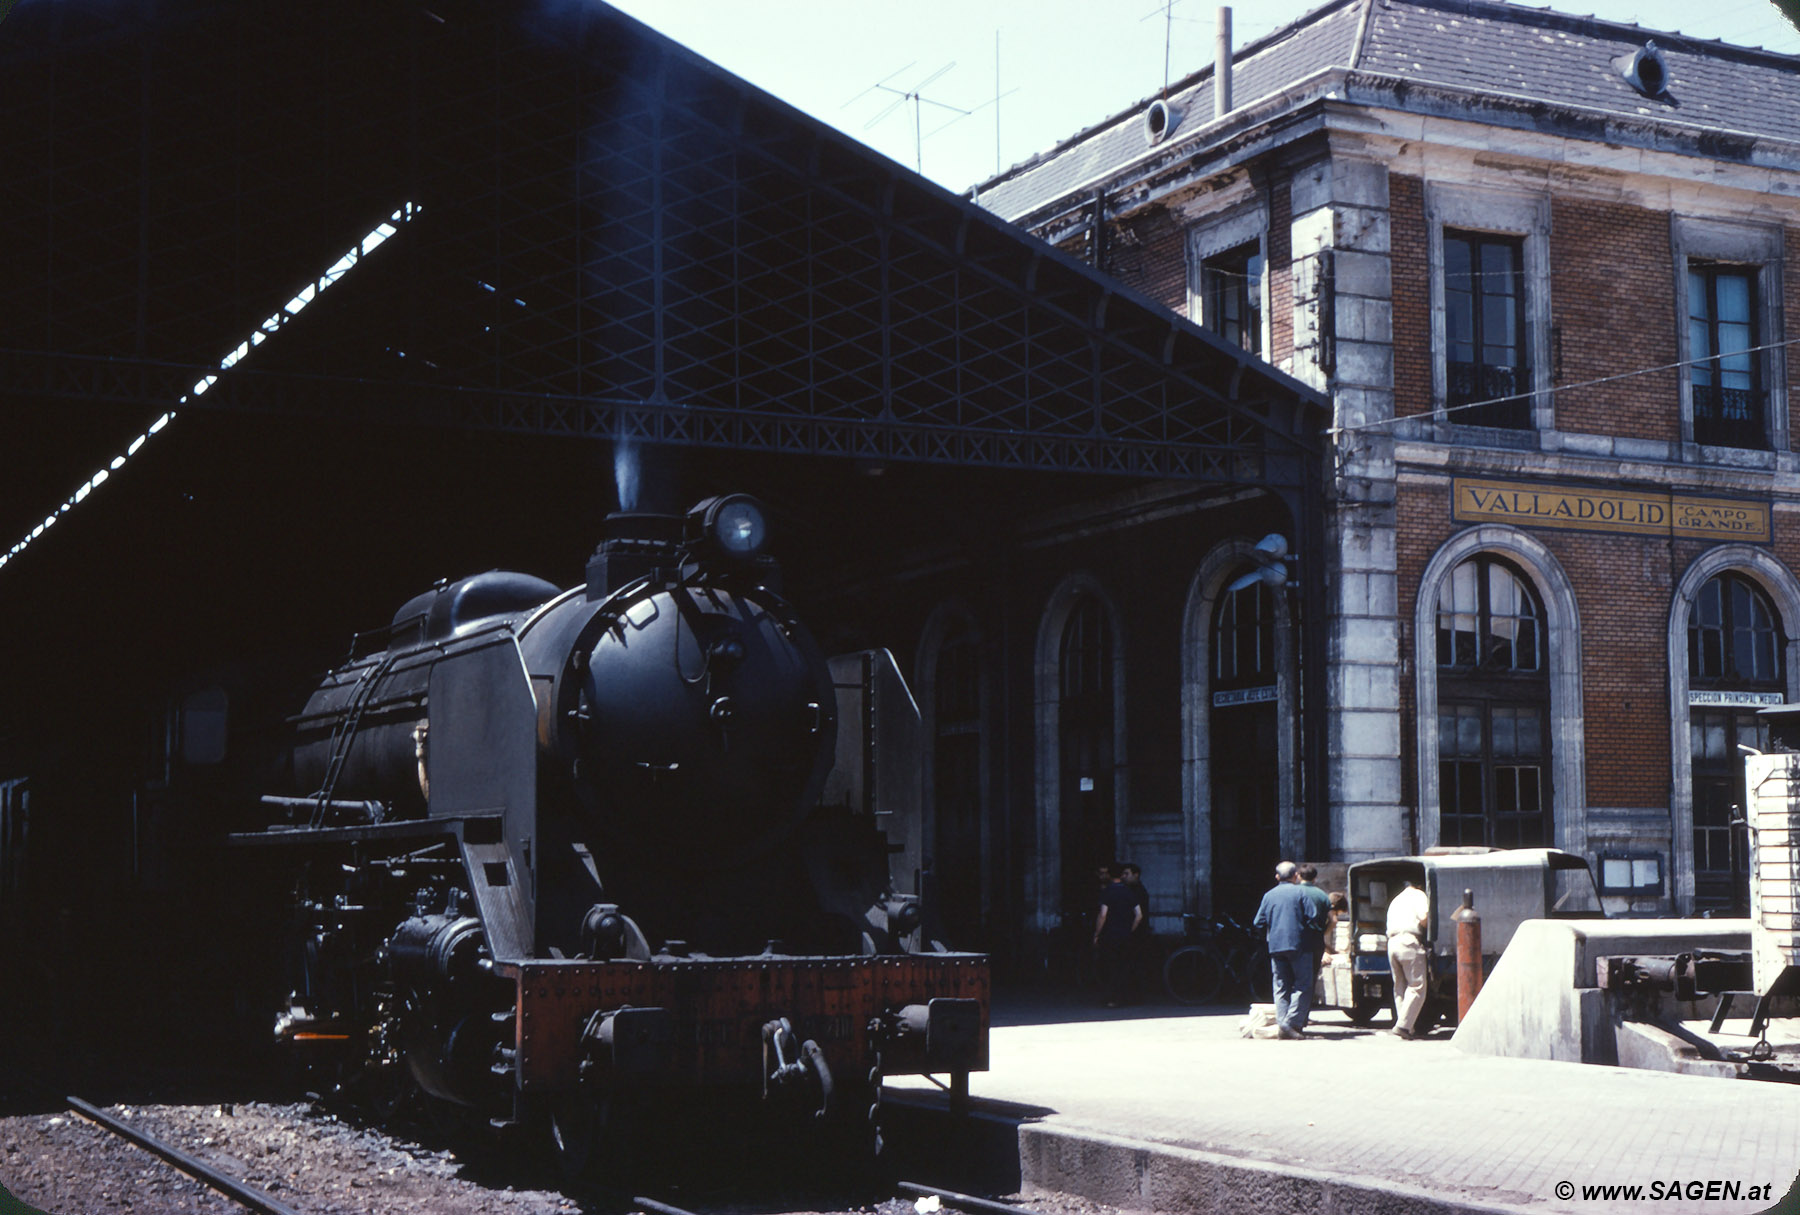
[[1213, 581, 1275, 691], [1058, 596, 1114, 920], [1436, 556, 1550, 847], [1688, 573, 1784, 913], [1689, 573, 1781, 687], [1061, 597, 1110, 704], [1437, 556, 1542, 673]]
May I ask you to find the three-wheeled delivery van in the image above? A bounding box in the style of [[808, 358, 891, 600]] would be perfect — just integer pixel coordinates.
[[1316, 847, 1603, 1026]]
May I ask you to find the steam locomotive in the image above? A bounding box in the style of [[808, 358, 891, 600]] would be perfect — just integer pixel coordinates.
[[229, 494, 987, 1169]]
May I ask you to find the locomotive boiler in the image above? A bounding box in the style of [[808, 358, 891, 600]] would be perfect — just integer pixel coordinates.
[[231, 494, 987, 1167]]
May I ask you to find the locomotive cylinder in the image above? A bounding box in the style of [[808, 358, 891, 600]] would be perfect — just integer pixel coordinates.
[[389, 915, 486, 985]]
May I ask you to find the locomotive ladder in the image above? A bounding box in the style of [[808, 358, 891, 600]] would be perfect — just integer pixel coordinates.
[[309, 651, 398, 828]]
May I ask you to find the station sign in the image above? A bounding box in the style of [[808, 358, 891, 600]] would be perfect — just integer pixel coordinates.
[[1452, 478, 1770, 543], [1213, 685, 1277, 708], [1688, 690, 1785, 708]]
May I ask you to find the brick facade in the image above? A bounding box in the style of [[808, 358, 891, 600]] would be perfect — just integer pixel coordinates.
[[1548, 197, 1681, 442], [1390, 176, 1431, 421]]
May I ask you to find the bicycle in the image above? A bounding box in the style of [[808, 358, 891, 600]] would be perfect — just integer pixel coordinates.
[[1162, 913, 1271, 1005]]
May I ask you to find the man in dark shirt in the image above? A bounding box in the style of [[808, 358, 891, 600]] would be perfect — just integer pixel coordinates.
[[1121, 862, 1152, 1000], [1092, 864, 1142, 1008], [1252, 860, 1325, 1038], [1296, 863, 1331, 1027]]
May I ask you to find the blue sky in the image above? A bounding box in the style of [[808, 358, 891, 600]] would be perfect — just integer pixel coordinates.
[[608, 0, 1800, 194]]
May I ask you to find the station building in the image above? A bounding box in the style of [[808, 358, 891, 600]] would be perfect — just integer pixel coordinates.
[[943, 0, 1800, 929]]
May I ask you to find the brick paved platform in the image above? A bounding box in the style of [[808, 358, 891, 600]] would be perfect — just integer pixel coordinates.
[[887, 998, 1800, 1215]]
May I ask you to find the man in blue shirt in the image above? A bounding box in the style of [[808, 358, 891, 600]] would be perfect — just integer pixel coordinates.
[[1252, 860, 1325, 1038]]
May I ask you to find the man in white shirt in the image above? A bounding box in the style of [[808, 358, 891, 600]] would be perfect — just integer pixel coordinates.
[[1386, 880, 1431, 1039]]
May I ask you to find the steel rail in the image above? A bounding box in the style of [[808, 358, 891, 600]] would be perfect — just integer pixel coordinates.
[[899, 1181, 1047, 1215], [632, 1197, 702, 1215], [65, 1096, 306, 1215]]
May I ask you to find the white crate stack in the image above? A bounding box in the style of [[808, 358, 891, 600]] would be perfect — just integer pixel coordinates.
[[1745, 752, 1800, 998]]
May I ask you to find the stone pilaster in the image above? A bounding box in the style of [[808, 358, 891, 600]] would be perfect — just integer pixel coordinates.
[[1290, 152, 1407, 861]]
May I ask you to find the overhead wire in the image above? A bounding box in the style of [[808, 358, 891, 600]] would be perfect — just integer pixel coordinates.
[[1327, 333, 1800, 438]]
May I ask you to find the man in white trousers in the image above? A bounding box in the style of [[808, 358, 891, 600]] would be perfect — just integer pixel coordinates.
[[1386, 879, 1430, 1039]]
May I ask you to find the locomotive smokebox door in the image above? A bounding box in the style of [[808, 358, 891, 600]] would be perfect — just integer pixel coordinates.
[[427, 635, 539, 961]]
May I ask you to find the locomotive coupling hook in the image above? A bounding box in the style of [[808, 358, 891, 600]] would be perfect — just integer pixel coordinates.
[[760, 1018, 833, 1120], [762, 1018, 806, 1094]]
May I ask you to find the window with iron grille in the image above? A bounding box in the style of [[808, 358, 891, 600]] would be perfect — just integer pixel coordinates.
[[1688, 263, 1764, 450], [1444, 230, 1531, 429], [1436, 556, 1550, 847]]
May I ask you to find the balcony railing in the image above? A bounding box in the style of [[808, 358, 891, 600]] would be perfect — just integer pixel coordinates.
[[1692, 383, 1766, 449], [1447, 362, 1532, 429]]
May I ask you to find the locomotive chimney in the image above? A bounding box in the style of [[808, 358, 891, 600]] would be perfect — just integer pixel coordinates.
[[585, 511, 683, 599]]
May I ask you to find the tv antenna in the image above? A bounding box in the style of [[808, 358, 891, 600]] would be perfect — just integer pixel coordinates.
[[991, 31, 1016, 177], [845, 61, 971, 175], [1140, 0, 1203, 96]]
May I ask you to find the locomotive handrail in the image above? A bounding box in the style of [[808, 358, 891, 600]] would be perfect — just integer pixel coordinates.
[[516, 582, 588, 636], [226, 810, 501, 847]]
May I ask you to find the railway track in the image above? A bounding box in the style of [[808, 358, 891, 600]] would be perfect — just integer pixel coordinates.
[[49, 1094, 1062, 1215], [65, 1097, 304, 1215], [629, 1183, 1046, 1215]]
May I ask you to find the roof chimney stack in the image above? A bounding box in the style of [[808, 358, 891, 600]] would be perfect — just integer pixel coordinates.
[[1216, 7, 1234, 118]]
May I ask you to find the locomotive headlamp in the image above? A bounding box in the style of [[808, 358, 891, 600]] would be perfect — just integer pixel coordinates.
[[691, 494, 768, 560]]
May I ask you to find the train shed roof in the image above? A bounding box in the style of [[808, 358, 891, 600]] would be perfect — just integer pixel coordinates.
[[0, 0, 1327, 584]]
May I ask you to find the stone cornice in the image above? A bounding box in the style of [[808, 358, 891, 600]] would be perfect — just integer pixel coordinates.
[[1000, 66, 1800, 241], [1395, 438, 1800, 498]]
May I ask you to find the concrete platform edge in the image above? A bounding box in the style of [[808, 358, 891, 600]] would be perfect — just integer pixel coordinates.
[[1017, 1122, 1545, 1215]]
